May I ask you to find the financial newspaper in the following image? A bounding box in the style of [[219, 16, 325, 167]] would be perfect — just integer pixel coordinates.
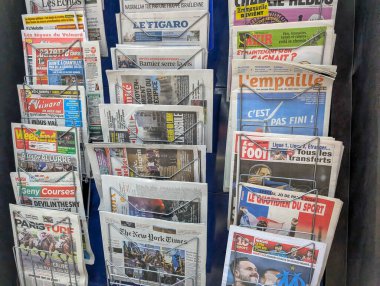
[[229, 0, 338, 26], [10, 171, 94, 265], [120, 0, 209, 13], [24, 0, 108, 56], [111, 45, 206, 70], [106, 69, 213, 151], [17, 84, 89, 143], [226, 132, 344, 227], [12, 122, 81, 174], [116, 11, 209, 50], [101, 175, 208, 224], [100, 212, 207, 286], [10, 204, 87, 286], [86, 143, 207, 198], [22, 11, 87, 31], [222, 226, 327, 286], [99, 104, 205, 147]]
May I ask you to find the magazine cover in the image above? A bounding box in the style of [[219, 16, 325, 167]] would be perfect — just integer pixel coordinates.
[[116, 11, 209, 50], [111, 45, 206, 70], [106, 69, 213, 151], [86, 143, 207, 198], [222, 226, 327, 286], [12, 123, 80, 174], [17, 84, 89, 143], [10, 171, 94, 265], [101, 175, 208, 224], [22, 11, 87, 31], [99, 104, 205, 147], [10, 204, 87, 286], [120, 0, 209, 13], [100, 212, 207, 286], [229, 0, 338, 26]]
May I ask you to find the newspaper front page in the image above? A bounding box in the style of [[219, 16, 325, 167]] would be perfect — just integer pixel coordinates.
[[10, 171, 94, 265], [99, 104, 205, 147], [10, 204, 87, 286], [116, 11, 209, 50], [25, 0, 85, 14], [101, 175, 208, 224], [22, 11, 87, 31], [100, 212, 207, 286], [120, 0, 209, 13], [222, 226, 327, 286]]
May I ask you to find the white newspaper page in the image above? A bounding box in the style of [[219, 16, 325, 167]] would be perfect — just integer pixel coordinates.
[[100, 212, 207, 286], [99, 104, 205, 147], [116, 11, 209, 50], [10, 171, 94, 265], [10, 204, 87, 286], [101, 175, 208, 224], [25, 0, 85, 14], [120, 0, 209, 13], [85, 0, 108, 56], [222, 226, 327, 286], [85, 143, 206, 197], [111, 45, 206, 70]]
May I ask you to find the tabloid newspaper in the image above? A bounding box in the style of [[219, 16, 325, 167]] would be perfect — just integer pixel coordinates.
[[86, 143, 207, 198], [10, 171, 94, 265], [222, 226, 327, 286], [22, 11, 87, 32], [10, 204, 87, 286], [226, 132, 344, 225], [100, 175, 208, 224], [12, 122, 81, 174], [111, 45, 206, 70], [99, 212, 207, 286], [116, 11, 209, 50], [22, 30, 104, 141], [106, 69, 213, 151], [17, 84, 89, 143], [229, 0, 338, 26], [99, 104, 205, 147], [24, 0, 108, 56], [120, 0, 209, 13]]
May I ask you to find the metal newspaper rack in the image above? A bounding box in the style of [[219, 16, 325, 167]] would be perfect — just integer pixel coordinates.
[[104, 221, 200, 286], [28, 0, 84, 13], [237, 83, 324, 136], [107, 186, 202, 223], [112, 47, 206, 70], [231, 232, 318, 286], [12, 211, 79, 286]]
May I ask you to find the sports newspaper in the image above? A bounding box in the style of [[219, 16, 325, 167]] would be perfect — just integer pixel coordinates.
[[111, 45, 206, 70], [120, 0, 209, 13], [100, 212, 207, 286], [106, 69, 213, 151], [10, 204, 87, 286], [99, 104, 205, 147], [222, 226, 327, 286], [12, 123, 81, 174], [86, 143, 207, 198], [10, 171, 94, 265], [116, 11, 209, 50], [101, 175, 208, 224]]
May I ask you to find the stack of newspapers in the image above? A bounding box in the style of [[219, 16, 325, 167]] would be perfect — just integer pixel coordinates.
[[222, 1, 343, 286]]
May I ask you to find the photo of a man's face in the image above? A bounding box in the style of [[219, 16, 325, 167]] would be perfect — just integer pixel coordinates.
[[231, 258, 260, 285], [248, 165, 272, 185]]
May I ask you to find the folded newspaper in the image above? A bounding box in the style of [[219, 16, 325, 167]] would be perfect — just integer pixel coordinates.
[[116, 11, 209, 50], [229, 0, 338, 26], [111, 45, 206, 70], [100, 212, 207, 286], [100, 175, 208, 224], [99, 104, 205, 147], [22, 11, 87, 31], [12, 122, 81, 174], [10, 171, 94, 264], [106, 69, 213, 151], [222, 226, 327, 286], [120, 0, 209, 13], [17, 84, 89, 143], [86, 143, 207, 198], [10, 204, 87, 286]]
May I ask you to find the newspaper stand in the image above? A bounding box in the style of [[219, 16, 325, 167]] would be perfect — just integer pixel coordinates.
[[107, 186, 202, 223], [12, 212, 79, 286], [104, 221, 201, 286]]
